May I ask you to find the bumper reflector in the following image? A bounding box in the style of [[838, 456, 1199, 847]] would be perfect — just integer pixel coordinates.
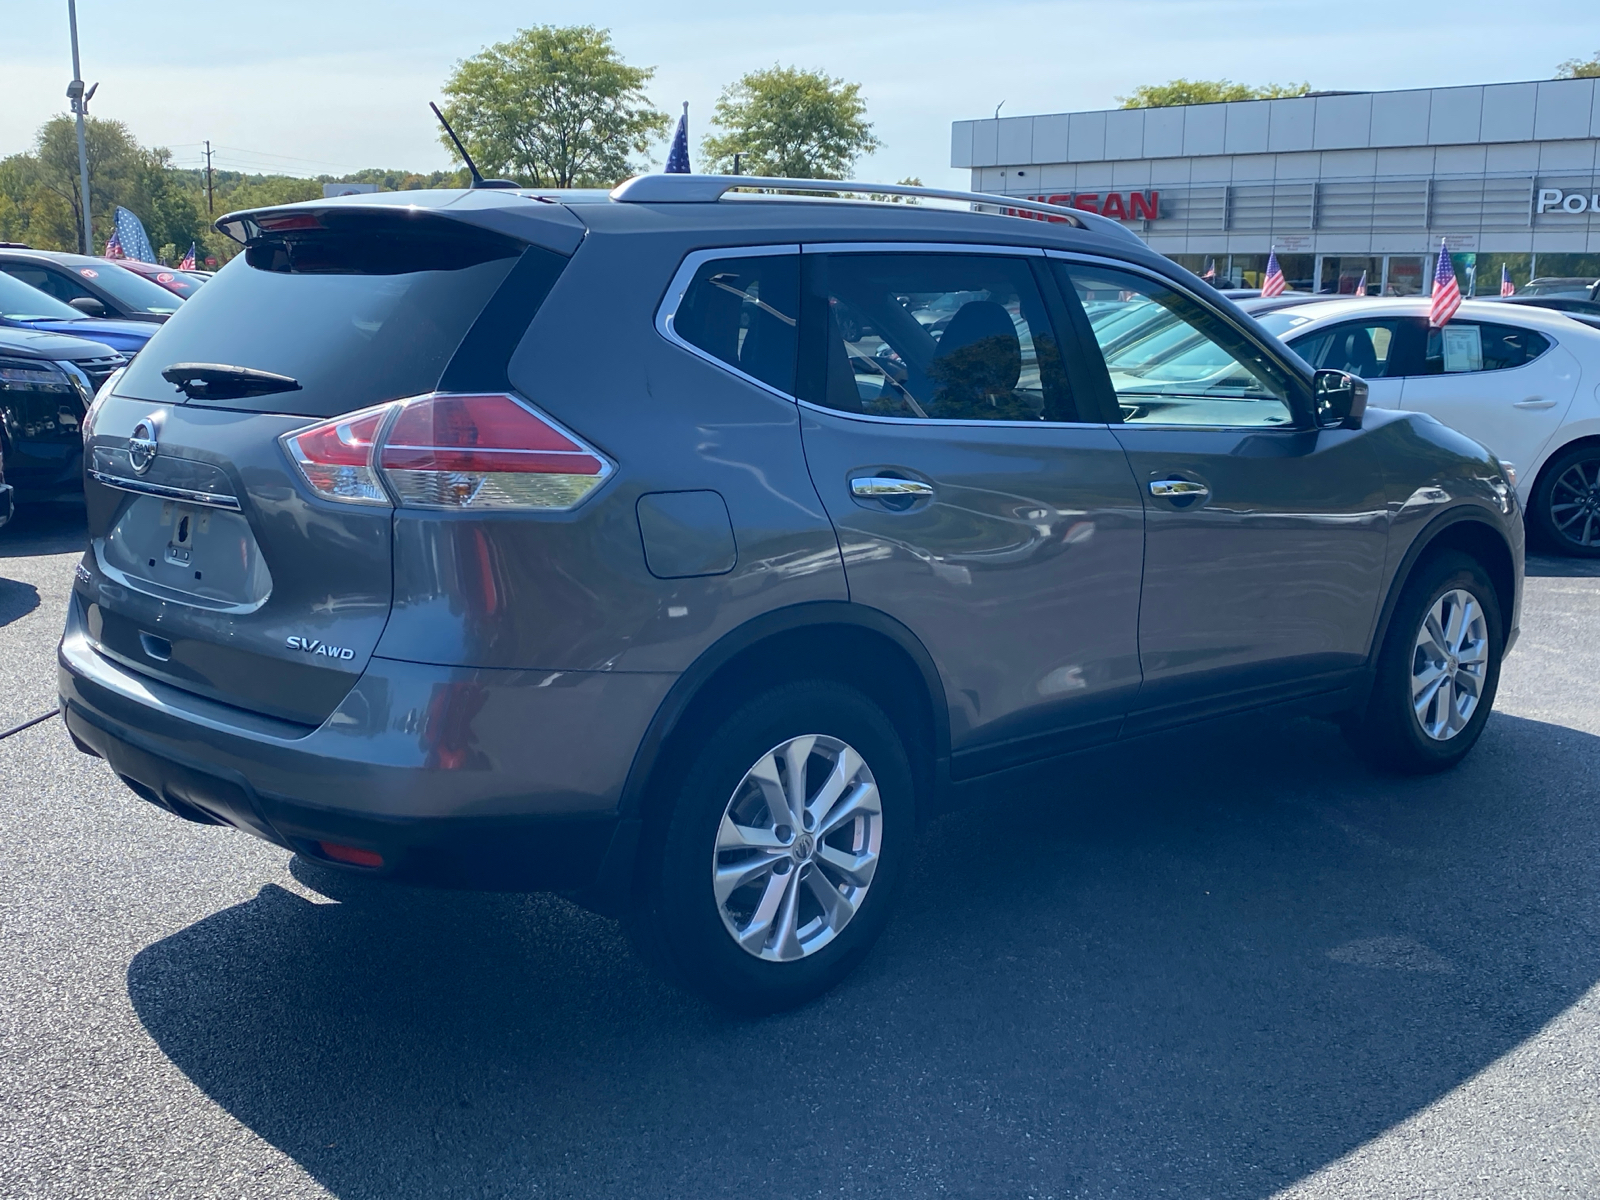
[[318, 841, 384, 868]]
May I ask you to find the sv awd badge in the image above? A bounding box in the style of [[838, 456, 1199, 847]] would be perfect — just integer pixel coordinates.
[[286, 636, 355, 661]]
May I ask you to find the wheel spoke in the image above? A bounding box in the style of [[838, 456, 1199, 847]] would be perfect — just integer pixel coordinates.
[[781, 735, 817, 827], [1412, 660, 1447, 699], [714, 850, 786, 906], [736, 868, 791, 952], [770, 867, 804, 960], [804, 866, 858, 929], [816, 842, 877, 888], [1453, 668, 1481, 699], [817, 780, 880, 839], [1446, 681, 1470, 734], [717, 814, 783, 852], [746, 753, 791, 827], [1450, 598, 1479, 655], [1413, 673, 1447, 719], [1441, 597, 1466, 656], [805, 745, 863, 833]]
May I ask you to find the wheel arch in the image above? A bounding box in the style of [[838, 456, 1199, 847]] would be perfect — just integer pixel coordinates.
[[617, 602, 950, 838], [1372, 508, 1517, 663], [1525, 431, 1600, 504]]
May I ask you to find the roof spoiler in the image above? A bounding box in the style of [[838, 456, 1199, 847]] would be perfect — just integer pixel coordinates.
[[608, 174, 1144, 244]]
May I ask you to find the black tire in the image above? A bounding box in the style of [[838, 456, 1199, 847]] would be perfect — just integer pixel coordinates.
[[630, 681, 915, 1014], [1348, 550, 1503, 775], [1529, 442, 1600, 558]]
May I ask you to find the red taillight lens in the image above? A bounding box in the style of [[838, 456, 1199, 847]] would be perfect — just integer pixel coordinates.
[[281, 393, 611, 511], [378, 393, 609, 510], [282, 403, 391, 504]]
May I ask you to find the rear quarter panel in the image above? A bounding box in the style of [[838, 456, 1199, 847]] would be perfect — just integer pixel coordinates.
[[374, 227, 848, 673]]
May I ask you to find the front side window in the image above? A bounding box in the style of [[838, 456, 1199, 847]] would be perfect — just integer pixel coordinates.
[[1, 264, 97, 305], [671, 254, 799, 396], [1290, 319, 1407, 378], [801, 253, 1076, 421], [1058, 263, 1298, 428], [1421, 321, 1551, 375]]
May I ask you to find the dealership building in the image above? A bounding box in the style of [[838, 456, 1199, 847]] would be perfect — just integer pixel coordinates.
[[951, 78, 1600, 294]]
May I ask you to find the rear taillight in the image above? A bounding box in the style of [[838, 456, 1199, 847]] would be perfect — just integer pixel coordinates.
[[280, 392, 612, 511], [283, 403, 391, 505]]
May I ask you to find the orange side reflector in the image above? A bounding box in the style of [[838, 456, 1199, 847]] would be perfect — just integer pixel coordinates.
[[318, 841, 383, 868]]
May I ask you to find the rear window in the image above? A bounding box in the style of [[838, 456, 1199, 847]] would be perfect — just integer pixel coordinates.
[[115, 214, 527, 416], [83, 263, 185, 314]]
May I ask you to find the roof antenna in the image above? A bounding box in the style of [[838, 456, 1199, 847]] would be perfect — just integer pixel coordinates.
[[430, 102, 518, 189]]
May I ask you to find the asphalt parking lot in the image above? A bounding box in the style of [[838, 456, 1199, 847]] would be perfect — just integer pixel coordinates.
[[3, 504, 1599, 1200]]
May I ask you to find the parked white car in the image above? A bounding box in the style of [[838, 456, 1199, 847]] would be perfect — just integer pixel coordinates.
[[1257, 298, 1600, 556]]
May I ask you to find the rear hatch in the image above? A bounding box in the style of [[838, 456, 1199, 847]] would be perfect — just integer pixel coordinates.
[[81, 206, 553, 726]]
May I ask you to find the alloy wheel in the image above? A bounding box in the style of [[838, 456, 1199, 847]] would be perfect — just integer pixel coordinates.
[[712, 734, 882, 962], [1548, 457, 1600, 548], [1411, 588, 1489, 741]]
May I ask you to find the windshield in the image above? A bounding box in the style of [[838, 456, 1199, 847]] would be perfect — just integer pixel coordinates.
[[1254, 312, 1319, 337], [77, 262, 184, 314], [0, 270, 86, 320]]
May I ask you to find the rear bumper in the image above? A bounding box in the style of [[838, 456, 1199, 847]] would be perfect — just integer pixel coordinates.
[[59, 596, 674, 893]]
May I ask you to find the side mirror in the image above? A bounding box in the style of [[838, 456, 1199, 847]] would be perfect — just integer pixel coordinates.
[[68, 296, 107, 317], [1313, 369, 1368, 430]]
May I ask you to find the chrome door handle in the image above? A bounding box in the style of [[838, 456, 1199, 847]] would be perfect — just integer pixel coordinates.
[[1513, 398, 1556, 409], [1149, 479, 1210, 499], [851, 476, 934, 498]]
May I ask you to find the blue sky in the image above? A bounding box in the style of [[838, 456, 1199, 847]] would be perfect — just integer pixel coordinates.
[[4, 1, 1597, 186]]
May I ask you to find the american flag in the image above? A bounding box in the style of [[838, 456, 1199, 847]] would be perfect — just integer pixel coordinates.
[[104, 226, 124, 258], [664, 102, 691, 174], [1354, 269, 1368, 296], [1430, 241, 1462, 328], [1260, 250, 1286, 298], [1201, 257, 1216, 282], [1500, 263, 1515, 297], [179, 243, 197, 271]]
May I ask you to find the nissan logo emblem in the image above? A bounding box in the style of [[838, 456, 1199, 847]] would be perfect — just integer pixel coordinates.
[[128, 418, 159, 474]]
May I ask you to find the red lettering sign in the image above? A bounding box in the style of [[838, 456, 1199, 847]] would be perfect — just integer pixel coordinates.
[[1018, 192, 1160, 223]]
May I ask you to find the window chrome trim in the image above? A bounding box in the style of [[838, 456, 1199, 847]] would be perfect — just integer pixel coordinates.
[[795, 397, 1111, 430], [655, 244, 802, 403], [1045, 248, 1317, 430], [800, 241, 1045, 257]]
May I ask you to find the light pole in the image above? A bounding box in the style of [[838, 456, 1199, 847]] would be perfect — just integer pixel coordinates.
[[66, 0, 94, 255]]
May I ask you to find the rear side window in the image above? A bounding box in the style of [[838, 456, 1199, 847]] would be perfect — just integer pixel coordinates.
[[1422, 321, 1551, 374], [799, 253, 1076, 421], [1291, 319, 1407, 378], [114, 214, 531, 417], [670, 254, 799, 395], [80, 263, 184, 315]]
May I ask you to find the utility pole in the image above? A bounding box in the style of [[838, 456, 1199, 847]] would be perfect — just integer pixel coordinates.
[[66, 0, 94, 255], [204, 141, 214, 214]]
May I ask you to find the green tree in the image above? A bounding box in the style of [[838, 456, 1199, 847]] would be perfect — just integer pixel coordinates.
[[0, 117, 204, 256], [702, 66, 879, 179], [440, 25, 668, 188], [1117, 78, 1311, 108], [1557, 51, 1600, 78]]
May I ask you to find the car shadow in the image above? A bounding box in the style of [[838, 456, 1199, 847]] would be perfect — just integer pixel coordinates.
[[0, 577, 39, 628], [128, 711, 1600, 1198], [0, 501, 88, 559], [1526, 552, 1600, 578]]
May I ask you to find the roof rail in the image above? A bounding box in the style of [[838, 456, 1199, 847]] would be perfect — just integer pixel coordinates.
[[608, 174, 1143, 244]]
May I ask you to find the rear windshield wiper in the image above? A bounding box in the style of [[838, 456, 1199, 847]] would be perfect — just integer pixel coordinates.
[[161, 362, 302, 401]]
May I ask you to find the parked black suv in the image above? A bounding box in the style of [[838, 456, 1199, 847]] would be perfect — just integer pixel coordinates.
[[60, 178, 1523, 1010], [0, 327, 125, 500]]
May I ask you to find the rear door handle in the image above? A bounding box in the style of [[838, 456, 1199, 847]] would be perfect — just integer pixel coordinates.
[[851, 477, 934, 499], [1513, 398, 1556, 409], [1149, 479, 1210, 500]]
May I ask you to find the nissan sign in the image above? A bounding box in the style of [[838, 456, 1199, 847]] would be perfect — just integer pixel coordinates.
[[1016, 191, 1161, 222]]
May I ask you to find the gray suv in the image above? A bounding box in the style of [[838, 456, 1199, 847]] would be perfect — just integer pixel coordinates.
[[59, 177, 1523, 1011]]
